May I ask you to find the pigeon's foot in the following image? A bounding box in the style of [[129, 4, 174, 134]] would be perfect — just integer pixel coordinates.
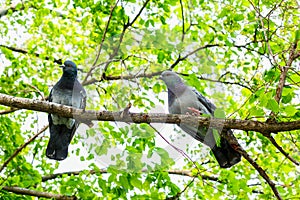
[[187, 107, 202, 116]]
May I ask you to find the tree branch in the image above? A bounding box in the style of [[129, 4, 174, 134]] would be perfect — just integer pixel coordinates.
[[169, 44, 219, 70], [0, 5, 25, 18], [179, 0, 185, 42], [82, 70, 163, 86], [267, 135, 299, 166], [0, 125, 48, 173], [275, 42, 299, 103], [41, 169, 220, 182], [1, 186, 76, 200], [83, 0, 120, 83], [0, 107, 19, 115], [83, 69, 253, 91], [221, 130, 282, 200], [0, 93, 299, 134], [42, 169, 263, 195], [83, 0, 150, 85], [102, 0, 150, 76], [0, 44, 62, 64], [128, 0, 150, 26]]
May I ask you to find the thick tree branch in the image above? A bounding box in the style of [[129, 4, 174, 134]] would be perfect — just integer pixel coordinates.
[[221, 130, 282, 200], [0, 93, 287, 198], [1, 186, 76, 199], [0, 93, 299, 134]]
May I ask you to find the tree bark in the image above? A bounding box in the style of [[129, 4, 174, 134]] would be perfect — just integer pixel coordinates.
[[0, 93, 299, 134]]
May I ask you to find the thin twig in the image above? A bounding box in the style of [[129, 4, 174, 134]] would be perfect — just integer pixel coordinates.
[[265, 0, 285, 18], [83, 0, 120, 83], [0, 125, 48, 173], [180, 73, 253, 92], [0, 44, 62, 64], [179, 0, 185, 42], [26, 84, 45, 100], [0, 107, 19, 115], [42, 169, 220, 182], [166, 176, 197, 200], [169, 44, 219, 70], [149, 124, 201, 172], [128, 0, 151, 26], [267, 135, 299, 166], [101, 0, 150, 76]]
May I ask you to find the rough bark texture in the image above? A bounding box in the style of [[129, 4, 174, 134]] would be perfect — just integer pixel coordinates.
[[0, 93, 299, 134], [2, 186, 76, 199]]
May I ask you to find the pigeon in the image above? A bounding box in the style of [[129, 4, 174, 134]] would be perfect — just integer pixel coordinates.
[[160, 71, 241, 168], [46, 60, 86, 160]]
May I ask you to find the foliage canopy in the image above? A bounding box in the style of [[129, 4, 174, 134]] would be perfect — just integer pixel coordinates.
[[0, 0, 299, 199]]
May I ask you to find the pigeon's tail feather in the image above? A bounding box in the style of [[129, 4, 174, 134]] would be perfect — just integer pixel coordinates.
[[180, 124, 241, 168], [211, 136, 241, 168], [46, 116, 75, 161]]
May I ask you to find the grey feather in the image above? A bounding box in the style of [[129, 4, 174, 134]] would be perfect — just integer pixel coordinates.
[[46, 60, 86, 160], [160, 71, 241, 168]]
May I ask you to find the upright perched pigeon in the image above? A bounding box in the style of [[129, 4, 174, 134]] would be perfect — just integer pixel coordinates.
[[160, 71, 241, 168], [46, 61, 86, 160]]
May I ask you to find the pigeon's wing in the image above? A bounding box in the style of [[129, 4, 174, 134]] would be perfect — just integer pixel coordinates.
[[72, 79, 86, 109], [47, 87, 77, 160], [46, 115, 76, 160], [46, 82, 85, 160], [68, 80, 86, 145], [191, 89, 241, 168], [48, 88, 53, 102], [192, 88, 216, 115], [79, 85, 87, 110]]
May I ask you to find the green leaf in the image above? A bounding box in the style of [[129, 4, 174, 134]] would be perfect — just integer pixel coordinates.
[[130, 175, 143, 190], [249, 107, 265, 117], [152, 83, 161, 93], [266, 99, 279, 113], [234, 14, 244, 21], [284, 105, 298, 117], [213, 129, 221, 147], [157, 51, 165, 63], [295, 29, 300, 42], [214, 108, 226, 119]]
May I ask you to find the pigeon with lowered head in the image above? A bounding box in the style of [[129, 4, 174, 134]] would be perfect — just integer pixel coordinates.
[[46, 60, 86, 160], [160, 71, 241, 168]]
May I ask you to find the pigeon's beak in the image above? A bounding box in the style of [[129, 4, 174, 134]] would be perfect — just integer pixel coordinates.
[[159, 74, 163, 80], [59, 65, 65, 68]]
